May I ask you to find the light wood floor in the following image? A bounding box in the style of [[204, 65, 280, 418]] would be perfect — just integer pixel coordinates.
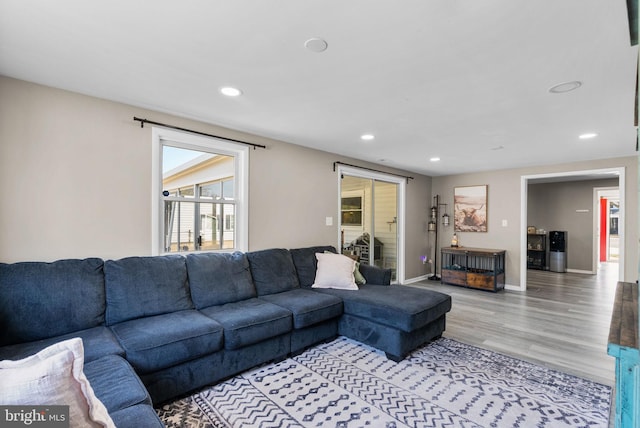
[[413, 263, 618, 387]]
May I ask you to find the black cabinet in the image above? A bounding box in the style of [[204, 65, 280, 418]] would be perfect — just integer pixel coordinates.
[[527, 233, 546, 270]]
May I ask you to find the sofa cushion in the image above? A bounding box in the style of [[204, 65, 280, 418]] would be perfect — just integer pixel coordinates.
[[359, 263, 392, 285], [314, 284, 452, 332], [104, 256, 193, 325], [290, 246, 337, 287], [0, 326, 124, 363], [0, 338, 115, 428], [354, 262, 367, 285], [200, 298, 292, 350], [110, 404, 164, 428], [109, 310, 223, 373], [246, 248, 300, 295], [259, 289, 343, 329], [311, 252, 358, 290], [186, 252, 256, 308], [84, 355, 151, 412], [0, 258, 105, 346]]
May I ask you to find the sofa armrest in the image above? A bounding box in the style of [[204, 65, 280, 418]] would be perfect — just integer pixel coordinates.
[[358, 264, 392, 285]]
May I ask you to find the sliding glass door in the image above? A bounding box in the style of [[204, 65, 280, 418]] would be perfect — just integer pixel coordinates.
[[374, 180, 398, 276], [339, 172, 402, 282]]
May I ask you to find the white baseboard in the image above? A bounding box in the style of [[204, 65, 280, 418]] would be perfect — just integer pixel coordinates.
[[403, 274, 431, 285], [566, 268, 595, 274]]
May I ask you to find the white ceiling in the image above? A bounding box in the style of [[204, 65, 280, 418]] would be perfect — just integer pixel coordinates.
[[0, 1, 637, 176]]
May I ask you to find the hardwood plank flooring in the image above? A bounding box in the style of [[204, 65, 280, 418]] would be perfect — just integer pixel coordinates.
[[412, 262, 618, 387]]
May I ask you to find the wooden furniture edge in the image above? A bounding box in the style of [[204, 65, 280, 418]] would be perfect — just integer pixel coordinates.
[[440, 247, 506, 256], [608, 281, 638, 351]]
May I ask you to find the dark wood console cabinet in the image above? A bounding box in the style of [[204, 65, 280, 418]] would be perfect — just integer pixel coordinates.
[[441, 247, 506, 292]]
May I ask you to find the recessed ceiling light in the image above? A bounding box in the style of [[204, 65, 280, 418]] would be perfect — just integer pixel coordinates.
[[491, 145, 504, 151], [579, 133, 598, 140], [548, 81, 582, 94], [360, 134, 375, 141], [304, 37, 328, 53], [220, 87, 242, 97], [430, 157, 441, 162]]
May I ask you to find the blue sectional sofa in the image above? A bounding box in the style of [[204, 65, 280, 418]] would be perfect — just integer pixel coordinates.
[[0, 246, 451, 427]]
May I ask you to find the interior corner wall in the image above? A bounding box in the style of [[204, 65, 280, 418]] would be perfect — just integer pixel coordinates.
[[0, 76, 431, 280], [405, 174, 433, 279], [528, 178, 619, 272], [431, 157, 638, 287]]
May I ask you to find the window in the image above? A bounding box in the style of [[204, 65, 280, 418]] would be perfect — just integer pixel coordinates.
[[152, 128, 248, 255], [163, 175, 235, 252], [341, 195, 363, 226]]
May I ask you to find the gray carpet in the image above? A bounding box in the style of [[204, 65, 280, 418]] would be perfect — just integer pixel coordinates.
[[157, 336, 611, 427]]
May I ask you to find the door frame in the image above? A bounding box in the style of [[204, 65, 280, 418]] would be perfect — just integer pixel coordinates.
[[520, 167, 625, 291], [337, 165, 406, 283], [594, 187, 621, 265]]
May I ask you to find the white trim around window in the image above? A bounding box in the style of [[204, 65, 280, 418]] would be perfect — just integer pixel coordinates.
[[151, 127, 249, 255]]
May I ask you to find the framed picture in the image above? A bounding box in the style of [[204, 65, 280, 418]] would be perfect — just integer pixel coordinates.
[[454, 185, 488, 232]]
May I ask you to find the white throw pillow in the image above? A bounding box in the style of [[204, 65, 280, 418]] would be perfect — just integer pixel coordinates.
[[312, 252, 358, 290], [0, 338, 116, 428]]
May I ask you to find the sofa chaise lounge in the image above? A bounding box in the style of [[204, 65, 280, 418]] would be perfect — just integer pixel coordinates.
[[0, 246, 451, 427]]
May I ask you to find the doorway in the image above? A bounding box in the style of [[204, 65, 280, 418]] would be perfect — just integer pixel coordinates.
[[338, 166, 405, 283], [596, 188, 620, 264], [520, 167, 625, 291]]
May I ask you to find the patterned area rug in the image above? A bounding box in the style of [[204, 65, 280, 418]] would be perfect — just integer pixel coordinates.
[[157, 337, 611, 427]]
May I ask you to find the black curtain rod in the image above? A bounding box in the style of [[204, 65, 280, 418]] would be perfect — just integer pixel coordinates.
[[333, 161, 414, 183], [133, 117, 267, 150]]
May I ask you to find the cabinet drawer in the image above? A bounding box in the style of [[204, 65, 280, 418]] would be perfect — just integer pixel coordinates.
[[442, 270, 466, 286], [467, 272, 496, 290], [466, 272, 505, 291]]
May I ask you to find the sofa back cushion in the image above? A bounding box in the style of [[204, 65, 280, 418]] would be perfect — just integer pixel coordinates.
[[246, 248, 300, 296], [104, 256, 192, 325], [290, 246, 337, 288], [0, 258, 106, 346], [186, 252, 256, 309]]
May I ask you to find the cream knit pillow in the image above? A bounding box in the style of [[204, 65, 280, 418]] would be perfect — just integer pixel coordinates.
[[0, 338, 115, 428], [311, 252, 358, 290]]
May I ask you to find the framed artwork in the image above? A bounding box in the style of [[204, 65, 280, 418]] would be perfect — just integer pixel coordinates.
[[454, 185, 488, 232]]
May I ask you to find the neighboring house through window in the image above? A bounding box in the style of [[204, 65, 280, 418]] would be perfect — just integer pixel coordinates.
[[152, 128, 248, 255]]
